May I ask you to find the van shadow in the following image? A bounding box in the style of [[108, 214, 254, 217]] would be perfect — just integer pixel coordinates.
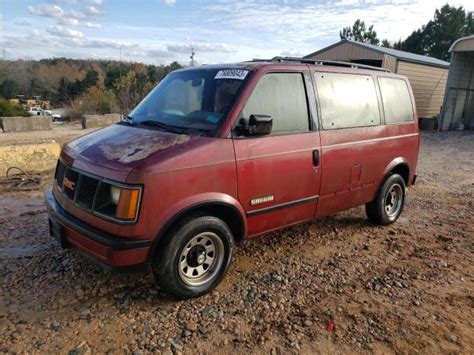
[[242, 212, 375, 249]]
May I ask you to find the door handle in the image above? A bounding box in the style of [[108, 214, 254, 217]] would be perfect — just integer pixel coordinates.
[[312, 150, 319, 167]]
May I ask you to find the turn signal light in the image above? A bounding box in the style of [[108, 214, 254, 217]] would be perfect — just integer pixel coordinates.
[[115, 188, 140, 220]]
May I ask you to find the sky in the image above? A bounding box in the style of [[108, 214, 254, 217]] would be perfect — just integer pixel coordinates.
[[0, 0, 472, 65]]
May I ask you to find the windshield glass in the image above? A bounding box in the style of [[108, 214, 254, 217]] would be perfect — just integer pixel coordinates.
[[129, 68, 251, 134]]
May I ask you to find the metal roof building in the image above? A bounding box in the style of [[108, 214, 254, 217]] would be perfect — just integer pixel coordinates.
[[304, 40, 450, 120], [439, 35, 474, 130]]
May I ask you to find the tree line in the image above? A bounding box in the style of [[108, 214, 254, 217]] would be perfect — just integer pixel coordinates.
[[1, 4, 471, 118], [340, 4, 474, 61], [0, 58, 182, 117]]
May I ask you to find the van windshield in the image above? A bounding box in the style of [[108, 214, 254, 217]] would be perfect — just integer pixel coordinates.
[[128, 68, 251, 135]]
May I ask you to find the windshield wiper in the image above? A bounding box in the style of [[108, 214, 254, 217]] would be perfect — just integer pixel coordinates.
[[134, 120, 186, 134], [122, 115, 134, 124]]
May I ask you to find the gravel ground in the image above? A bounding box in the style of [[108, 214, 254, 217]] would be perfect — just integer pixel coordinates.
[[0, 131, 473, 354]]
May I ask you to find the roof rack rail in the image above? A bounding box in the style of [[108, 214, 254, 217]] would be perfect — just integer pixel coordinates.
[[270, 56, 391, 72]]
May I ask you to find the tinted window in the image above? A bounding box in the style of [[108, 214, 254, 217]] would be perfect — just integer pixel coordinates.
[[241, 73, 309, 134], [378, 77, 414, 124], [314, 73, 380, 129]]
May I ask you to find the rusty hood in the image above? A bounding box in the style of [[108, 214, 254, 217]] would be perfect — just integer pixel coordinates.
[[62, 123, 192, 176]]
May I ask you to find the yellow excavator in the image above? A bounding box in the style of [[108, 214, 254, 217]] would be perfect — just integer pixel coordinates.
[[8, 98, 21, 106], [9, 95, 51, 110], [32, 96, 52, 110]]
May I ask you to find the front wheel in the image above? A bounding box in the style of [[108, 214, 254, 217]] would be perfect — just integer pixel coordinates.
[[151, 216, 234, 299], [366, 173, 406, 225]]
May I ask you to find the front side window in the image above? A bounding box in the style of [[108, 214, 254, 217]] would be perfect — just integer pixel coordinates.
[[315, 72, 380, 129], [241, 73, 310, 135], [378, 77, 414, 124], [129, 68, 250, 134]]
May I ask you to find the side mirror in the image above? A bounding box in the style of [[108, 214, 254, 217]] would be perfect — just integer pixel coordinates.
[[240, 114, 272, 136]]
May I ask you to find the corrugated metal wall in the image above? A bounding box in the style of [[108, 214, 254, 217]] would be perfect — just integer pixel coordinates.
[[382, 55, 397, 72], [452, 37, 474, 52], [440, 52, 474, 130], [396, 61, 448, 118], [307, 42, 384, 61]]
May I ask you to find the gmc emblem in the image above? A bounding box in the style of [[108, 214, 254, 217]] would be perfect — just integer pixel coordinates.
[[63, 177, 75, 191]]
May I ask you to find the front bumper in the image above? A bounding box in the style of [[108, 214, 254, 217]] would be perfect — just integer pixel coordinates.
[[45, 188, 151, 267]]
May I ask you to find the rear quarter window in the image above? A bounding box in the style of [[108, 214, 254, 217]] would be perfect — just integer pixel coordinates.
[[314, 72, 380, 130], [378, 77, 414, 124]]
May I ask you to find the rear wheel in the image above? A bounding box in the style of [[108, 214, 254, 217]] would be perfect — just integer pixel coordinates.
[[366, 173, 406, 225], [151, 216, 234, 299]]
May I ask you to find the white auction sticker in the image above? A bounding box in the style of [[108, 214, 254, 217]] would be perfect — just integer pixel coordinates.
[[214, 69, 249, 80]]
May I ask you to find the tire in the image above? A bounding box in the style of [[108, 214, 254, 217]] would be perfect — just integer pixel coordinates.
[[365, 173, 406, 225], [151, 216, 235, 299]]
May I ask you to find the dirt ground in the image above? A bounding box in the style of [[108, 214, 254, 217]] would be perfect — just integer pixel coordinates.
[[0, 122, 97, 147], [0, 131, 473, 354]]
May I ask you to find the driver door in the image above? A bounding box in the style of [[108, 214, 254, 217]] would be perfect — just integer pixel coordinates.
[[232, 71, 322, 236]]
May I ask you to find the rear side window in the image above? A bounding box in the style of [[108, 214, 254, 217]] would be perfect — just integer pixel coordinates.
[[242, 73, 309, 134], [314, 72, 380, 129], [378, 77, 414, 124]]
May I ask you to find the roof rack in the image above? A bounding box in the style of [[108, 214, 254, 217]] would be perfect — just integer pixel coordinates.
[[270, 56, 391, 72]]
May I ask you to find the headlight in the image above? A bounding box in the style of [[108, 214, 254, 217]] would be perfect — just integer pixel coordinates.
[[94, 182, 141, 222], [110, 185, 121, 205]]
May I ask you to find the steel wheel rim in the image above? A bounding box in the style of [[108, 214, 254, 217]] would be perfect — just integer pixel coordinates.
[[384, 183, 403, 217], [178, 232, 224, 287]]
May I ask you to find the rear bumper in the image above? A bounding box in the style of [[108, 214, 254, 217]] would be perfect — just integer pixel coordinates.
[[45, 188, 151, 267]]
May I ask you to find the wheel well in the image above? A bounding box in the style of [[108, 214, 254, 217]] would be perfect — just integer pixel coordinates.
[[189, 204, 245, 242], [151, 203, 246, 258], [390, 164, 409, 185]]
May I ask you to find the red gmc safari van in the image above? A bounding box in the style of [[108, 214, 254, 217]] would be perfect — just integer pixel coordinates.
[[46, 58, 420, 299]]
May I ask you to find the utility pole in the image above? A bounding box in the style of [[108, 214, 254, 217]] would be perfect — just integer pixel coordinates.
[[190, 48, 196, 67]]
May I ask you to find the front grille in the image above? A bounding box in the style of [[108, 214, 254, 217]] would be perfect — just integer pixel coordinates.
[[63, 168, 79, 200], [55, 160, 66, 188], [55, 160, 101, 211], [53, 160, 142, 224], [76, 175, 100, 210]]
